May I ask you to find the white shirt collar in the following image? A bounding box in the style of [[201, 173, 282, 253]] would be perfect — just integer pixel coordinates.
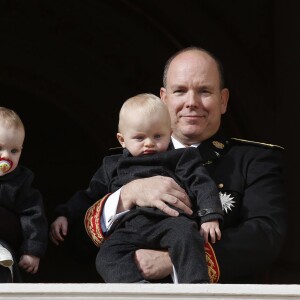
[[171, 136, 200, 149]]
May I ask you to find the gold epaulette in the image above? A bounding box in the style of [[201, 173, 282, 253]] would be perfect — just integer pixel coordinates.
[[231, 138, 284, 150]]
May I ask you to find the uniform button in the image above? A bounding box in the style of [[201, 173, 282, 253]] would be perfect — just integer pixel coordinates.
[[218, 183, 224, 189], [200, 209, 207, 216]]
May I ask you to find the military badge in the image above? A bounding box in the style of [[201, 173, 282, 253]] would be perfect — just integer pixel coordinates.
[[219, 192, 235, 213], [212, 141, 224, 149]]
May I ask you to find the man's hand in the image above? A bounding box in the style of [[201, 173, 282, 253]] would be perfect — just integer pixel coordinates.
[[49, 216, 68, 245], [118, 176, 193, 216], [200, 220, 221, 243], [134, 249, 173, 280], [18, 254, 40, 274]]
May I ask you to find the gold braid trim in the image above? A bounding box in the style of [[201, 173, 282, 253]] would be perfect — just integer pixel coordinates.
[[205, 242, 220, 283], [231, 137, 284, 150], [84, 194, 111, 247]]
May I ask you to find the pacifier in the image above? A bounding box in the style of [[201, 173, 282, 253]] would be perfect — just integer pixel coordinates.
[[0, 159, 13, 176]]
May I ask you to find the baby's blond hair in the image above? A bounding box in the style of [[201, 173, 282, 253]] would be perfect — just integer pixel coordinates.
[[0, 107, 24, 131], [118, 93, 171, 133]]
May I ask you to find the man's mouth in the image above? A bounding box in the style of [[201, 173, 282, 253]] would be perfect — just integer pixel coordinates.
[[181, 115, 205, 121]]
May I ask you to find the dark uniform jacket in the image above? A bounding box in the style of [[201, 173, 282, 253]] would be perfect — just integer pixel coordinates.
[[193, 134, 287, 282], [57, 147, 223, 228], [0, 166, 48, 257], [59, 133, 287, 283]]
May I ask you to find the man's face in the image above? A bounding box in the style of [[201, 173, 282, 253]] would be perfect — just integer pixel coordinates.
[[160, 50, 229, 146]]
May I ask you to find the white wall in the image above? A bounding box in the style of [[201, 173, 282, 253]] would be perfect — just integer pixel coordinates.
[[1, 284, 300, 299]]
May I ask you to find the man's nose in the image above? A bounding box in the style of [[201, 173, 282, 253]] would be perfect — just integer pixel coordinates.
[[186, 92, 199, 108]]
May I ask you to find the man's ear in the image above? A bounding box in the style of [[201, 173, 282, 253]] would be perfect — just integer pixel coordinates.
[[220, 88, 229, 114], [116, 133, 126, 148], [160, 87, 167, 104]]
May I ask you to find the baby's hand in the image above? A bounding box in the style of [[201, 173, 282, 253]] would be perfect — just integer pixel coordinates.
[[49, 216, 68, 245], [200, 220, 221, 243], [18, 254, 40, 274]]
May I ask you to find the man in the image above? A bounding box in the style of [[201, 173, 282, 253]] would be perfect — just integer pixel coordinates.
[[84, 47, 287, 283]]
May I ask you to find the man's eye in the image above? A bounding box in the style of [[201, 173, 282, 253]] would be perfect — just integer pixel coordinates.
[[174, 89, 184, 94], [200, 89, 211, 95]]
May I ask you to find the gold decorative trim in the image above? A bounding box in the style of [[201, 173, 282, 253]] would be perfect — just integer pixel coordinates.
[[84, 194, 111, 247], [231, 138, 284, 150], [205, 242, 220, 283]]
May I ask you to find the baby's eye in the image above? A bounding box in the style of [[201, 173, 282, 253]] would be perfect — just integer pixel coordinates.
[[11, 149, 19, 154], [135, 137, 144, 142], [154, 135, 161, 139]]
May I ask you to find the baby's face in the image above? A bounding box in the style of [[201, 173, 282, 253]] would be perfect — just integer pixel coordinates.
[[118, 114, 172, 157], [0, 123, 24, 176]]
